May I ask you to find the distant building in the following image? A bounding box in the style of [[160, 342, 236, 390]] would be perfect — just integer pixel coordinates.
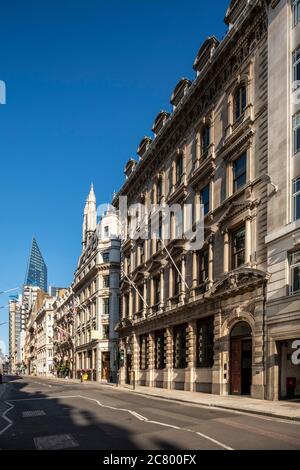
[[73, 184, 121, 382], [35, 297, 55, 377], [9, 298, 22, 373], [24, 237, 48, 292], [53, 288, 76, 378], [48, 286, 67, 298]]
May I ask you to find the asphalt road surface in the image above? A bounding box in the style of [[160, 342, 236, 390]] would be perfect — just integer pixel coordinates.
[[1, 376, 300, 450]]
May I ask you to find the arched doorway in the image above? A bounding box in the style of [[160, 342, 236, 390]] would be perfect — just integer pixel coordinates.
[[230, 321, 252, 396]]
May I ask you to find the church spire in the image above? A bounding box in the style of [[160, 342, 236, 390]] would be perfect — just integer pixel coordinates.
[[82, 183, 97, 251]]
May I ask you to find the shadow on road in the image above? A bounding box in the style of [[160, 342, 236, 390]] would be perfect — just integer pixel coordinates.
[[0, 375, 160, 450]]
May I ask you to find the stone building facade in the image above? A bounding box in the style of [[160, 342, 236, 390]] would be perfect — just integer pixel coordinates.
[[73, 185, 121, 382], [35, 297, 55, 377], [114, 0, 269, 398], [53, 288, 76, 378], [265, 0, 300, 400]]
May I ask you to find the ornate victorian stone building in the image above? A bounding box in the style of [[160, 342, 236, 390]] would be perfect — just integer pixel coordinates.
[[73, 185, 121, 382], [114, 0, 269, 398]]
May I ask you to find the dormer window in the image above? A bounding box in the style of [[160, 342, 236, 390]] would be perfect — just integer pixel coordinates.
[[170, 78, 192, 110], [234, 85, 247, 121], [137, 137, 152, 159]]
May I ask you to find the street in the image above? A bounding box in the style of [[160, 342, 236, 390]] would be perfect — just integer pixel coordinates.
[[0, 376, 300, 450]]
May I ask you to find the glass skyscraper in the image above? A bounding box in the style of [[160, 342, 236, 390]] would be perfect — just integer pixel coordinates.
[[24, 238, 48, 292]]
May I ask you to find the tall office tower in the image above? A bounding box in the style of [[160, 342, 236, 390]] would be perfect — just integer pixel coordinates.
[[9, 298, 21, 373], [24, 238, 48, 292]]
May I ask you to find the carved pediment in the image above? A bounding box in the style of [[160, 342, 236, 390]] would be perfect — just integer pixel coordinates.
[[211, 268, 270, 297], [218, 199, 258, 228]]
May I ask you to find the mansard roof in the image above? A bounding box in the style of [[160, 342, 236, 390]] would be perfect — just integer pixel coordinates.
[[170, 78, 192, 107], [193, 36, 220, 73]]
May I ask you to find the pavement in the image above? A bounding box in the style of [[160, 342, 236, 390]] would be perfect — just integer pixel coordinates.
[[0, 375, 300, 450], [26, 375, 300, 422]]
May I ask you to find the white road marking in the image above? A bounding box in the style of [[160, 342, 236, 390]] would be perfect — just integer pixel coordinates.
[[2, 394, 234, 450], [25, 378, 300, 426], [22, 410, 46, 418], [9, 395, 80, 402], [78, 395, 234, 451], [0, 402, 15, 436]]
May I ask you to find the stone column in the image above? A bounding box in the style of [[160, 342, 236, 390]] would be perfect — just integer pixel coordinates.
[[245, 216, 252, 265], [148, 332, 155, 387], [267, 338, 280, 401], [194, 190, 200, 224], [251, 300, 265, 400], [122, 294, 126, 320], [172, 160, 176, 191], [208, 237, 214, 288], [143, 277, 148, 318], [168, 265, 173, 308], [223, 229, 229, 274], [212, 311, 223, 395], [124, 256, 128, 276], [132, 333, 139, 387], [128, 288, 133, 320], [180, 254, 186, 304], [150, 277, 154, 314], [171, 211, 175, 240], [192, 251, 198, 291], [186, 320, 197, 392], [159, 268, 164, 310], [195, 134, 201, 167], [164, 327, 173, 389]]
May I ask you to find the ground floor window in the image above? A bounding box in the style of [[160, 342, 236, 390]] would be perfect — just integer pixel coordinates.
[[173, 324, 188, 369], [196, 317, 214, 368], [155, 330, 166, 369], [290, 251, 300, 295], [140, 334, 149, 370]]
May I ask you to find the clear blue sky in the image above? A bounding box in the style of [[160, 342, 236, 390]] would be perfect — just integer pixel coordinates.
[[0, 0, 229, 351]]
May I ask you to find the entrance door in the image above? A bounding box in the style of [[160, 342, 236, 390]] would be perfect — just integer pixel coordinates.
[[101, 352, 110, 381], [230, 322, 252, 396], [230, 338, 242, 395], [126, 354, 132, 385]]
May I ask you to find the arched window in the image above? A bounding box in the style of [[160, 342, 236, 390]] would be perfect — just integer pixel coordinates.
[[234, 84, 247, 121]]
